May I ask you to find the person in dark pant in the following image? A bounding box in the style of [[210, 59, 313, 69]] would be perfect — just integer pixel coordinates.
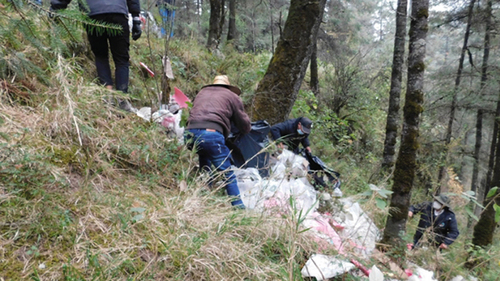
[[270, 117, 313, 154], [185, 75, 251, 207], [408, 194, 460, 250], [50, 0, 142, 110]]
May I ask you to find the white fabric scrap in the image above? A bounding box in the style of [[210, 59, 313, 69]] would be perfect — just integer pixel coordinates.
[[369, 265, 384, 281], [301, 254, 355, 280]]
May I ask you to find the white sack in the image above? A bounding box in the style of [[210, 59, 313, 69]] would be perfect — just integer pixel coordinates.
[[301, 254, 355, 280]]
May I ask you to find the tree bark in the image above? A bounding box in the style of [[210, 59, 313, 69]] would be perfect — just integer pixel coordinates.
[[207, 0, 225, 50], [472, 116, 500, 247], [438, 0, 476, 193], [472, 0, 492, 218], [227, 0, 236, 42], [381, 0, 407, 170], [310, 40, 319, 97], [380, 0, 428, 254], [250, 0, 326, 124], [471, 110, 483, 197]]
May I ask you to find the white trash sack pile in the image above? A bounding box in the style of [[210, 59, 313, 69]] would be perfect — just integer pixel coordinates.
[[234, 150, 468, 280], [233, 150, 379, 279], [135, 102, 184, 142]]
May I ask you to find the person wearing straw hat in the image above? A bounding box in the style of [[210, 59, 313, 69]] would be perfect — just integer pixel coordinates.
[[408, 194, 459, 249], [185, 75, 251, 208], [270, 117, 313, 154]]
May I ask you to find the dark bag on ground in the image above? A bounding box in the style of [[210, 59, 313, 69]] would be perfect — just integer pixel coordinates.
[[227, 120, 270, 177], [302, 150, 341, 191]]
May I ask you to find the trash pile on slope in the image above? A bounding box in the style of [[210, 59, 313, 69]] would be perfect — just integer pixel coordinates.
[[135, 87, 189, 141], [234, 149, 472, 280]]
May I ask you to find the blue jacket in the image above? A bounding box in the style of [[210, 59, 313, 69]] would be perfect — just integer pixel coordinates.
[[409, 202, 459, 246], [270, 117, 311, 154], [51, 0, 141, 17]]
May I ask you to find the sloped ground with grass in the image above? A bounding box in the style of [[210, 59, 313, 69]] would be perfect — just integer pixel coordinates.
[[0, 3, 323, 279], [2, 2, 500, 280], [0, 57, 326, 279]]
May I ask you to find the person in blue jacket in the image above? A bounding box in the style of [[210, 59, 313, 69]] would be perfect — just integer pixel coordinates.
[[51, 0, 142, 110], [270, 117, 313, 154], [408, 194, 460, 250]]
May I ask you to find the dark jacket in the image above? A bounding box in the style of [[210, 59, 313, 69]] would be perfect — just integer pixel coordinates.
[[51, 0, 141, 17], [409, 202, 459, 246], [270, 117, 311, 153], [187, 85, 251, 138]]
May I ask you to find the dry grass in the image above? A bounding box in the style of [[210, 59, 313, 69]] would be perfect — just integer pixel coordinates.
[[0, 54, 322, 280]]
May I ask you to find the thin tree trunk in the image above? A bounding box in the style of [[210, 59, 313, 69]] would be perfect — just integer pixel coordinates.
[[472, 0, 492, 219], [207, 0, 224, 50], [469, 109, 482, 227], [380, 0, 428, 256], [250, 0, 327, 124], [472, 116, 500, 247], [227, 0, 236, 41], [310, 40, 319, 97], [381, 0, 407, 170], [438, 0, 476, 193], [270, 2, 274, 53], [485, 90, 500, 199]]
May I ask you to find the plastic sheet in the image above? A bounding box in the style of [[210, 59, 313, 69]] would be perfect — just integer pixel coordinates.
[[301, 254, 355, 280]]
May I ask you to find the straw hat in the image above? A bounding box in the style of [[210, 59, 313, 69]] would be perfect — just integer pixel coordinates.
[[202, 75, 242, 95]]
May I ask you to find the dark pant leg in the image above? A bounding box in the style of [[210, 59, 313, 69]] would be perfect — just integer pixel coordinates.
[[107, 14, 130, 93], [87, 22, 113, 87]]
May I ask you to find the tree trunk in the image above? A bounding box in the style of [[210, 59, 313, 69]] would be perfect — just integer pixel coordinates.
[[227, 0, 236, 42], [471, 117, 481, 196], [485, 89, 500, 200], [472, 0, 492, 219], [310, 40, 319, 97], [380, 0, 428, 255], [381, 0, 407, 170], [207, 0, 225, 50], [250, 0, 327, 124], [472, 118, 500, 247], [438, 0, 476, 193]]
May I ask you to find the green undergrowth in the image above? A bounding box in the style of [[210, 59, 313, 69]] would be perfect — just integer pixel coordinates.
[[0, 65, 324, 279], [2, 1, 499, 280]]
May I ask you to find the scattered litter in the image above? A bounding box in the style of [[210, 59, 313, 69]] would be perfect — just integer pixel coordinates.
[[350, 259, 370, 277], [135, 96, 187, 141], [140, 62, 155, 77], [407, 266, 437, 281], [301, 254, 355, 280], [369, 265, 384, 281]]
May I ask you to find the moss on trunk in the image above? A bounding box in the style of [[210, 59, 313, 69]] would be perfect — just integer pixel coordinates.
[[250, 0, 327, 125]]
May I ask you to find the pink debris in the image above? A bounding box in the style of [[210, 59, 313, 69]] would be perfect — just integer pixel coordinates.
[[140, 62, 155, 77], [173, 87, 191, 109], [161, 115, 176, 130], [350, 259, 370, 277]]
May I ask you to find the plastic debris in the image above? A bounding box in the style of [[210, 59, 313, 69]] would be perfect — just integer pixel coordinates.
[[301, 254, 355, 280], [369, 265, 384, 281], [140, 62, 155, 77], [172, 87, 190, 109]]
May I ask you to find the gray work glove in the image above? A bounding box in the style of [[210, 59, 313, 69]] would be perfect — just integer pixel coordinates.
[[132, 16, 142, 41]]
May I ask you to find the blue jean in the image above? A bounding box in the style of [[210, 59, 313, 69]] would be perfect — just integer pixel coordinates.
[[159, 6, 175, 38], [185, 129, 244, 207]]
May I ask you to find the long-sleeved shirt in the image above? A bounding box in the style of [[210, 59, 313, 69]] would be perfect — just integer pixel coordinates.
[[270, 117, 311, 154], [187, 85, 251, 138], [409, 201, 459, 246], [51, 0, 141, 17]]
